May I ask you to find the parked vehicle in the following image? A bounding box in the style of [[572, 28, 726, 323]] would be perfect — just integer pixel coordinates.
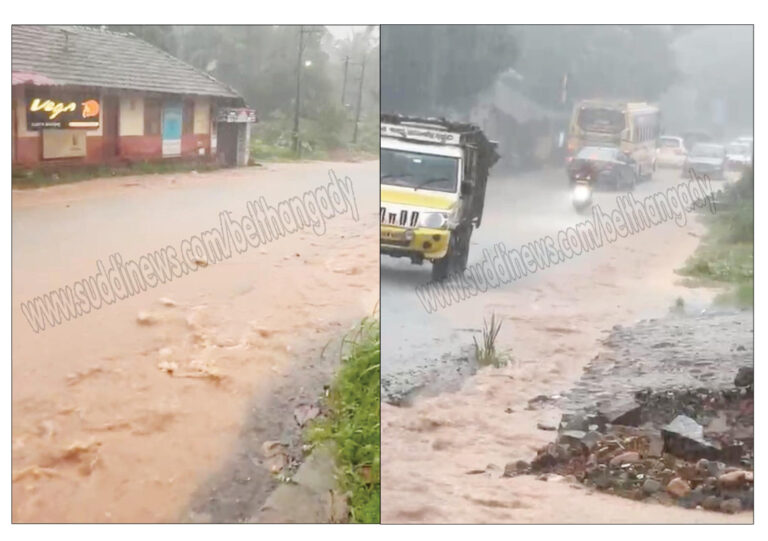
[[380, 114, 499, 282], [656, 135, 687, 168], [567, 146, 638, 191], [682, 131, 714, 153], [726, 141, 753, 171], [683, 143, 727, 179]]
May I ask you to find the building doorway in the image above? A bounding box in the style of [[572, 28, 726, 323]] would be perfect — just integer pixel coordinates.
[[217, 123, 238, 166]]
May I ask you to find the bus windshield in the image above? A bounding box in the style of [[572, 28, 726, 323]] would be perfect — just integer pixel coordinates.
[[381, 149, 459, 193], [577, 107, 625, 134]]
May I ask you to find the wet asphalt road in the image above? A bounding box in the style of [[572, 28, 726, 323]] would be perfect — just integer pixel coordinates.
[[380, 165, 734, 404]]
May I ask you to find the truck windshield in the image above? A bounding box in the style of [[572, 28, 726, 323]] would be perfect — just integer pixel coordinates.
[[577, 107, 625, 134], [381, 149, 459, 193]]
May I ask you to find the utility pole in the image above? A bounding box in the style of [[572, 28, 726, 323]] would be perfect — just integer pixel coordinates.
[[292, 26, 304, 156], [341, 56, 349, 105], [352, 54, 366, 144]]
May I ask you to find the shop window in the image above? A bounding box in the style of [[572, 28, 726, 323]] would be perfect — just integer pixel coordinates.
[[144, 99, 161, 136], [183, 99, 195, 135]]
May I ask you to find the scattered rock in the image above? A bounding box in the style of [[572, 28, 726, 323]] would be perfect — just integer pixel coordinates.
[[720, 498, 743, 514], [503, 460, 529, 477], [662, 415, 721, 461], [718, 470, 749, 489], [666, 477, 691, 498], [702, 495, 722, 511], [581, 430, 604, 451], [642, 478, 662, 494], [598, 399, 642, 427], [734, 367, 753, 388], [609, 451, 641, 467], [525, 369, 753, 514]]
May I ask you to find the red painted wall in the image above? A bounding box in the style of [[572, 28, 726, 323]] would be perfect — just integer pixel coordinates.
[[14, 137, 39, 166], [181, 133, 210, 157], [13, 96, 214, 168], [120, 135, 163, 159]]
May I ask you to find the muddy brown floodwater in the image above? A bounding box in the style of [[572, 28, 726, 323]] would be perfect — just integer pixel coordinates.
[[381, 168, 752, 523], [12, 161, 379, 523]]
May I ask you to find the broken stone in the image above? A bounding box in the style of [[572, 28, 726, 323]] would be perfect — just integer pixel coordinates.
[[537, 421, 558, 431], [559, 413, 588, 432], [720, 498, 743, 514], [503, 460, 529, 477], [734, 367, 753, 388], [666, 477, 691, 498], [702, 495, 722, 511], [662, 415, 721, 461], [642, 478, 662, 494], [527, 394, 552, 410], [598, 399, 642, 427], [609, 451, 641, 467], [717, 470, 749, 489], [581, 430, 604, 451], [557, 430, 587, 450], [587, 465, 612, 489]]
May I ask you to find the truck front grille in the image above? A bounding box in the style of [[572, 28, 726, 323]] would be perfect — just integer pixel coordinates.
[[380, 206, 419, 227]]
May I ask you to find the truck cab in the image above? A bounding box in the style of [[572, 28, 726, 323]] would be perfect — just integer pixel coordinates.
[[380, 115, 497, 281]]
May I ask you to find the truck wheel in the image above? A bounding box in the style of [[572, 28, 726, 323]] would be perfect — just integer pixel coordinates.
[[431, 254, 451, 282], [453, 226, 471, 273], [431, 228, 470, 282]]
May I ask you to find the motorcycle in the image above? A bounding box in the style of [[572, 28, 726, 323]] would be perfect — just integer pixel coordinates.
[[571, 179, 593, 213]]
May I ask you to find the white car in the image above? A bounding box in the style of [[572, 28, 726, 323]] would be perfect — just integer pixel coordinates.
[[656, 136, 687, 168], [726, 141, 753, 170]]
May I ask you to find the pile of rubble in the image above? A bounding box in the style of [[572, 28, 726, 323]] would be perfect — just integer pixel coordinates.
[[510, 367, 753, 514]]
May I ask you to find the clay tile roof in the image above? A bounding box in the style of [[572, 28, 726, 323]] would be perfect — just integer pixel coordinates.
[[11, 25, 242, 99]]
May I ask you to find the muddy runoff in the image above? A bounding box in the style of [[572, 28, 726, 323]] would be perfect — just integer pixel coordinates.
[[12, 162, 379, 522]]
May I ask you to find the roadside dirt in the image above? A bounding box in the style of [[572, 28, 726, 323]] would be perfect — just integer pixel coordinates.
[[381, 170, 752, 523], [12, 161, 379, 523]]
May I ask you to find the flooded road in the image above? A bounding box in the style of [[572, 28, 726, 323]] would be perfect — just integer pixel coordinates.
[[381, 166, 751, 523], [12, 161, 379, 523]]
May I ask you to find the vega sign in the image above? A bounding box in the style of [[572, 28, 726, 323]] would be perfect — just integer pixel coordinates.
[[26, 96, 101, 130]]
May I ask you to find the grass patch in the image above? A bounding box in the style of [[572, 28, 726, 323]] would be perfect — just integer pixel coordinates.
[[306, 319, 380, 523], [678, 168, 754, 307], [12, 160, 223, 189], [473, 313, 510, 368]]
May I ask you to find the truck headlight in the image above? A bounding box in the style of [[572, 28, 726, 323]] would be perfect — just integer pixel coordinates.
[[420, 212, 448, 229]]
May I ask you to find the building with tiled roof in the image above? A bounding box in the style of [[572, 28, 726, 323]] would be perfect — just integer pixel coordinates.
[[12, 25, 256, 168]]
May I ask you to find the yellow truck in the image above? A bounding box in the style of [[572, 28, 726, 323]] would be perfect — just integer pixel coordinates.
[[380, 114, 498, 281]]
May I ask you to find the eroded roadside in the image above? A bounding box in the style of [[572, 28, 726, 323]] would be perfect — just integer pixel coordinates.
[[381, 168, 752, 523]]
